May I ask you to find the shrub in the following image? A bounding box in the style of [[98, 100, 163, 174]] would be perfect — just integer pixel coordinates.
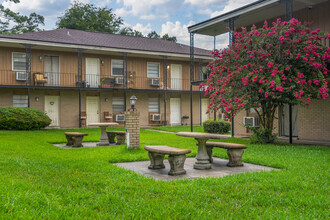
[[247, 126, 277, 144], [0, 107, 51, 130], [203, 119, 231, 134]]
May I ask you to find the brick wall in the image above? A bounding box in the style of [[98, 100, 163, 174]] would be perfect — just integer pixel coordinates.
[[125, 109, 140, 149]]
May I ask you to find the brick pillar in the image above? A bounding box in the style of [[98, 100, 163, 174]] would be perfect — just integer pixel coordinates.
[[125, 109, 140, 149]]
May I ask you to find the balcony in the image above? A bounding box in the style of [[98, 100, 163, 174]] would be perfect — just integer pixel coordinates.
[[0, 70, 201, 92]]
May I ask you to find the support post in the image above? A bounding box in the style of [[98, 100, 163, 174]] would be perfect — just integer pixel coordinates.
[[25, 44, 31, 107], [228, 18, 235, 137], [163, 56, 167, 126], [79, 89, 81, 128], [200, 93, 202, 125], [189, 32, 195, 132], [123, 52, 128, 89], [286, 0, 293, 144], [77, 49, 83, 86], [289, 104, 293, 144]]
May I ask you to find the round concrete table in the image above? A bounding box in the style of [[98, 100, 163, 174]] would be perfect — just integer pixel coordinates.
[[176, 132, 229, 170], [88, 122, 119, 146]]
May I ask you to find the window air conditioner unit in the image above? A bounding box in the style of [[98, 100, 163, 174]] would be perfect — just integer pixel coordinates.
[[115, 114, 125, 121], [16, 72, 27, 81], [150, 78, 160, 86], [151, 114, 161, 121], [115, 77, 124, 85], [243, 117, 260, 127]]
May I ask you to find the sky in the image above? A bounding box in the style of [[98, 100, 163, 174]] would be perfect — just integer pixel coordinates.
[[1, 0, 257, 49]]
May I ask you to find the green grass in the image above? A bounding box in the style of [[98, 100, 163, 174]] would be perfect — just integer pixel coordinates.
[[0, 128, 329, 219], [148, 125, 205, 133]]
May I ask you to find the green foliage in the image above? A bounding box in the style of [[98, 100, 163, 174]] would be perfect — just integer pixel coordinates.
[[147, 30, 177, 42], [56, 1, 123, 33], [248, 127, 277, 144], [0, 0, 44, 34], [0, 128, 328, 218], [0, 107, 51, 130], [118, 27, 143, 37], [203, 119, 231, 134], [149, 125, 204, 133]]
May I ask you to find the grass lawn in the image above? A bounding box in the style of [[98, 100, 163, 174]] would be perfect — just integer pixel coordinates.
[[148, 125, 205, 133], [0, 128, 329, 219]]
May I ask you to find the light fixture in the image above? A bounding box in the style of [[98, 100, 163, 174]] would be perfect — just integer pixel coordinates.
[[39, 56, 42, 61], [35, 97, 39, 102], [105, 98, 109, 102], [130, 95, 137, 109], [101, 60, 104, 65], [167, 65, 170, 70]]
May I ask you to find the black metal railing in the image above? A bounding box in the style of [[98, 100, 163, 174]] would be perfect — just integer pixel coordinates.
[[0, 70, 201, 91]]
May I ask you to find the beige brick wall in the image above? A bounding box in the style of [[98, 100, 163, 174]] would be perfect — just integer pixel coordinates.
[[60, 90, 79, 128], [298, 99, 330, 141]]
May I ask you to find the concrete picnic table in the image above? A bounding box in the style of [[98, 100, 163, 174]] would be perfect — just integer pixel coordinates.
[[88, 122, 119, 146], [176, 132, 229, 170]]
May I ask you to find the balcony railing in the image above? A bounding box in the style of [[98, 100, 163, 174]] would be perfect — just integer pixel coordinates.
[[0, 70, 201, 91]]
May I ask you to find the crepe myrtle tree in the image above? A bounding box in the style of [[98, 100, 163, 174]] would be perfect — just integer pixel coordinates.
[[201, 18, 330, 143]]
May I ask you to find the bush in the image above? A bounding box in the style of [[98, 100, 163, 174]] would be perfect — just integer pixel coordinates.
[[0, 107, 51, 130], [248, 127, 277, 144], [203, 119, 231, 134]]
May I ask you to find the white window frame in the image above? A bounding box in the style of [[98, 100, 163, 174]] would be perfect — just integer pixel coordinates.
[[13, 95, 28, 108], [12, 52, 27, 71], [148, 98, 160, 113], [147, 62, 160, 78], [111, 59, 124, 76], [112, 97, 125, 113]]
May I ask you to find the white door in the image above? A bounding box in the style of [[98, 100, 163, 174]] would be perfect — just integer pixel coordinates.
[[45, 96, 60, 127], [86, 96, 100, 125], [44, 56, 60, 86], [170, 98, 181, 125], [86, 58, 100, 88], [171, 64, 182, 90], [201, 99, 209, 123], [281, 104, 298, 137]]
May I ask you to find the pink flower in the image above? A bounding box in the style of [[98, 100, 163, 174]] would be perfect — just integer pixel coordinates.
[[297, 72, 304, 79], [265, 92, 269, 98], [276, 86, 283, 92], [307, 97, 311, 103], [267, 61, 274, 68], [258, 88, 263, 93]]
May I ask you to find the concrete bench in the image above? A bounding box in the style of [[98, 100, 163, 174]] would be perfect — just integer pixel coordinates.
[[206, 142, 247, 167], [106, 131, 125, 145], [64, 132, 88, 147], [144, 145, 191, 176]]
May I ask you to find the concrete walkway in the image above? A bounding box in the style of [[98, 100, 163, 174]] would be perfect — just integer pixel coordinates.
[[116, 157, 277, 181]]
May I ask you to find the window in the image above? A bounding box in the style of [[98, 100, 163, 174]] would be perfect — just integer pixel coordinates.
[[201, 66, 208, 80], [12, 52, 26, 71], [147, 62, 160, 78], [112, 97, 125, 113], [111, 60, 124, 76], [149, 98, 159, 113], [13, 95, 28, 107]]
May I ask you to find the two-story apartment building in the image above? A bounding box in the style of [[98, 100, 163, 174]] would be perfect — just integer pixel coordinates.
[[188, 0, 330, 142], [0, 29, 212, 128]]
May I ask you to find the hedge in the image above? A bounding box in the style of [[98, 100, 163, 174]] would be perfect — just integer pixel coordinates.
[[0, 107, 51, 130], [203, 119, 231, 134]]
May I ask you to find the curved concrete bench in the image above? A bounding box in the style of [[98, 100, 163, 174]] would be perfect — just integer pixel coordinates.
[[144, 145, 191, 176], [106, 131, 125, 145], [64, 132, 88, 147], [206, 142, 247, 167]]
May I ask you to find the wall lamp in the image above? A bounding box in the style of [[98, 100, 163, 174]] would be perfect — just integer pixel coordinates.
[[105, 98, 109, 102], [35, 97, 39, 102]]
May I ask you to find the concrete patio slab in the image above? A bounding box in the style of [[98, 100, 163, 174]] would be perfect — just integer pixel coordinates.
[[54, 142, 117, 149], [116, 157, 277, 181]]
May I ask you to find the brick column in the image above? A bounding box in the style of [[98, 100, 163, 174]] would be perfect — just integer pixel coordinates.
[[125, 108, 140, 149]]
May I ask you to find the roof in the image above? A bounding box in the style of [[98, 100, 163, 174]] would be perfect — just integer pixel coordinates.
[[0, 29, 211, 57], [188, 0, 328, 36]]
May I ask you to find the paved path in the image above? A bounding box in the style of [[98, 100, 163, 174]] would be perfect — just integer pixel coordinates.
[[116, 157, 277, 181]]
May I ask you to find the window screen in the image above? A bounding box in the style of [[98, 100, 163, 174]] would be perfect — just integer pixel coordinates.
[[112, 60, 124, 76], [13, 95, 28, 107], [149, 98, 159, 113], [13, 53, 26, 71], [147, 63, 160, 78], [112, 97, 125, 113]]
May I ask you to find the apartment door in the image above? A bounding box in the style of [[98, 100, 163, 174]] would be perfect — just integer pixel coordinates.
[[201, 99, 209, 123], [86, 96, 100, 125], [171, 64, 182, 90], [281, 104, 298, 137], [170, 98, 181, 125], [45, 96, 60, 127], [44, 56, 60, 86], [86, 58, 100, 88]]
